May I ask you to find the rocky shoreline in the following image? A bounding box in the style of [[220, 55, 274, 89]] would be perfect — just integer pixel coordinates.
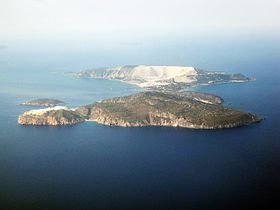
[[18, 106, 84, 126], [18, 91, 261, 129]]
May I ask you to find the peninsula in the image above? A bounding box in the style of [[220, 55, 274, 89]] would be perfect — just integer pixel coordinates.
[[18, 106, 84, 126], [18, 91, 261, 129]]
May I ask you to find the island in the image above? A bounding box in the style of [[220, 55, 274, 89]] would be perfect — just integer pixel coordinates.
[[67, 65, 251, 91], [20, 98, 65, 107], [18, 91, 261, 129]]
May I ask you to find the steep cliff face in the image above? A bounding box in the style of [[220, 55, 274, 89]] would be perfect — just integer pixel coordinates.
[[76, 91, 261, 129], [18, 108, 85, 126]]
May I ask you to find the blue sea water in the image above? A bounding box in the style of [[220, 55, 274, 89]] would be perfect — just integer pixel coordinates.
[[0, 36, 280, 209]]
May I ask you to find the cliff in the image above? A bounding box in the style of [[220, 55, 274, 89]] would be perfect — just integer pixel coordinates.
[[18, 106, 84, 126]]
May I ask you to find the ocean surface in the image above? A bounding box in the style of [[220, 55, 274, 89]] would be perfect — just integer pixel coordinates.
[[0, 36, 280, 209]]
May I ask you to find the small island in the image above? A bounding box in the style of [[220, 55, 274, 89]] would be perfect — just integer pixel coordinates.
[[20, 98, 65, 107], [18, 91, 261, 129]]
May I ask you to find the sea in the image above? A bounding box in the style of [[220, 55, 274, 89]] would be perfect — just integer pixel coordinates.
[[0, 35, 279, 209]]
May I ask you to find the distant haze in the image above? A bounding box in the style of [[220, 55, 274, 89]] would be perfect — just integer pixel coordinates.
[[0, 0, 279, 42]]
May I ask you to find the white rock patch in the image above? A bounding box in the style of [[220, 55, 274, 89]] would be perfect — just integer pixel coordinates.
[[22, 106, 74, 116], [104, 65, 198, 87]]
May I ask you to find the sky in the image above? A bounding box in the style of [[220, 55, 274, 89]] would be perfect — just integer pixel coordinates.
[[0, 0, 279, 72], [0, 0, 279, 42]]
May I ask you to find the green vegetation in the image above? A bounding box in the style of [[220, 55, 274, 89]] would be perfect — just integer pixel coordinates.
[[77, 91, 261, 129], [20, 98, 65, 107], [18, 91, 261, 128]]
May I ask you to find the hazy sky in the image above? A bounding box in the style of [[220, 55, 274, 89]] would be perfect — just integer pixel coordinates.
[[0, 0, 279, 41]]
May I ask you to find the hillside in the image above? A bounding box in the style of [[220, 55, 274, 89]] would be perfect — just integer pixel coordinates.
[[69, 65, 251, 91]]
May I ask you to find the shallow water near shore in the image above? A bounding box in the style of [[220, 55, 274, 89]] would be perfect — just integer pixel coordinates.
[[0, 37, 280, 209]]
